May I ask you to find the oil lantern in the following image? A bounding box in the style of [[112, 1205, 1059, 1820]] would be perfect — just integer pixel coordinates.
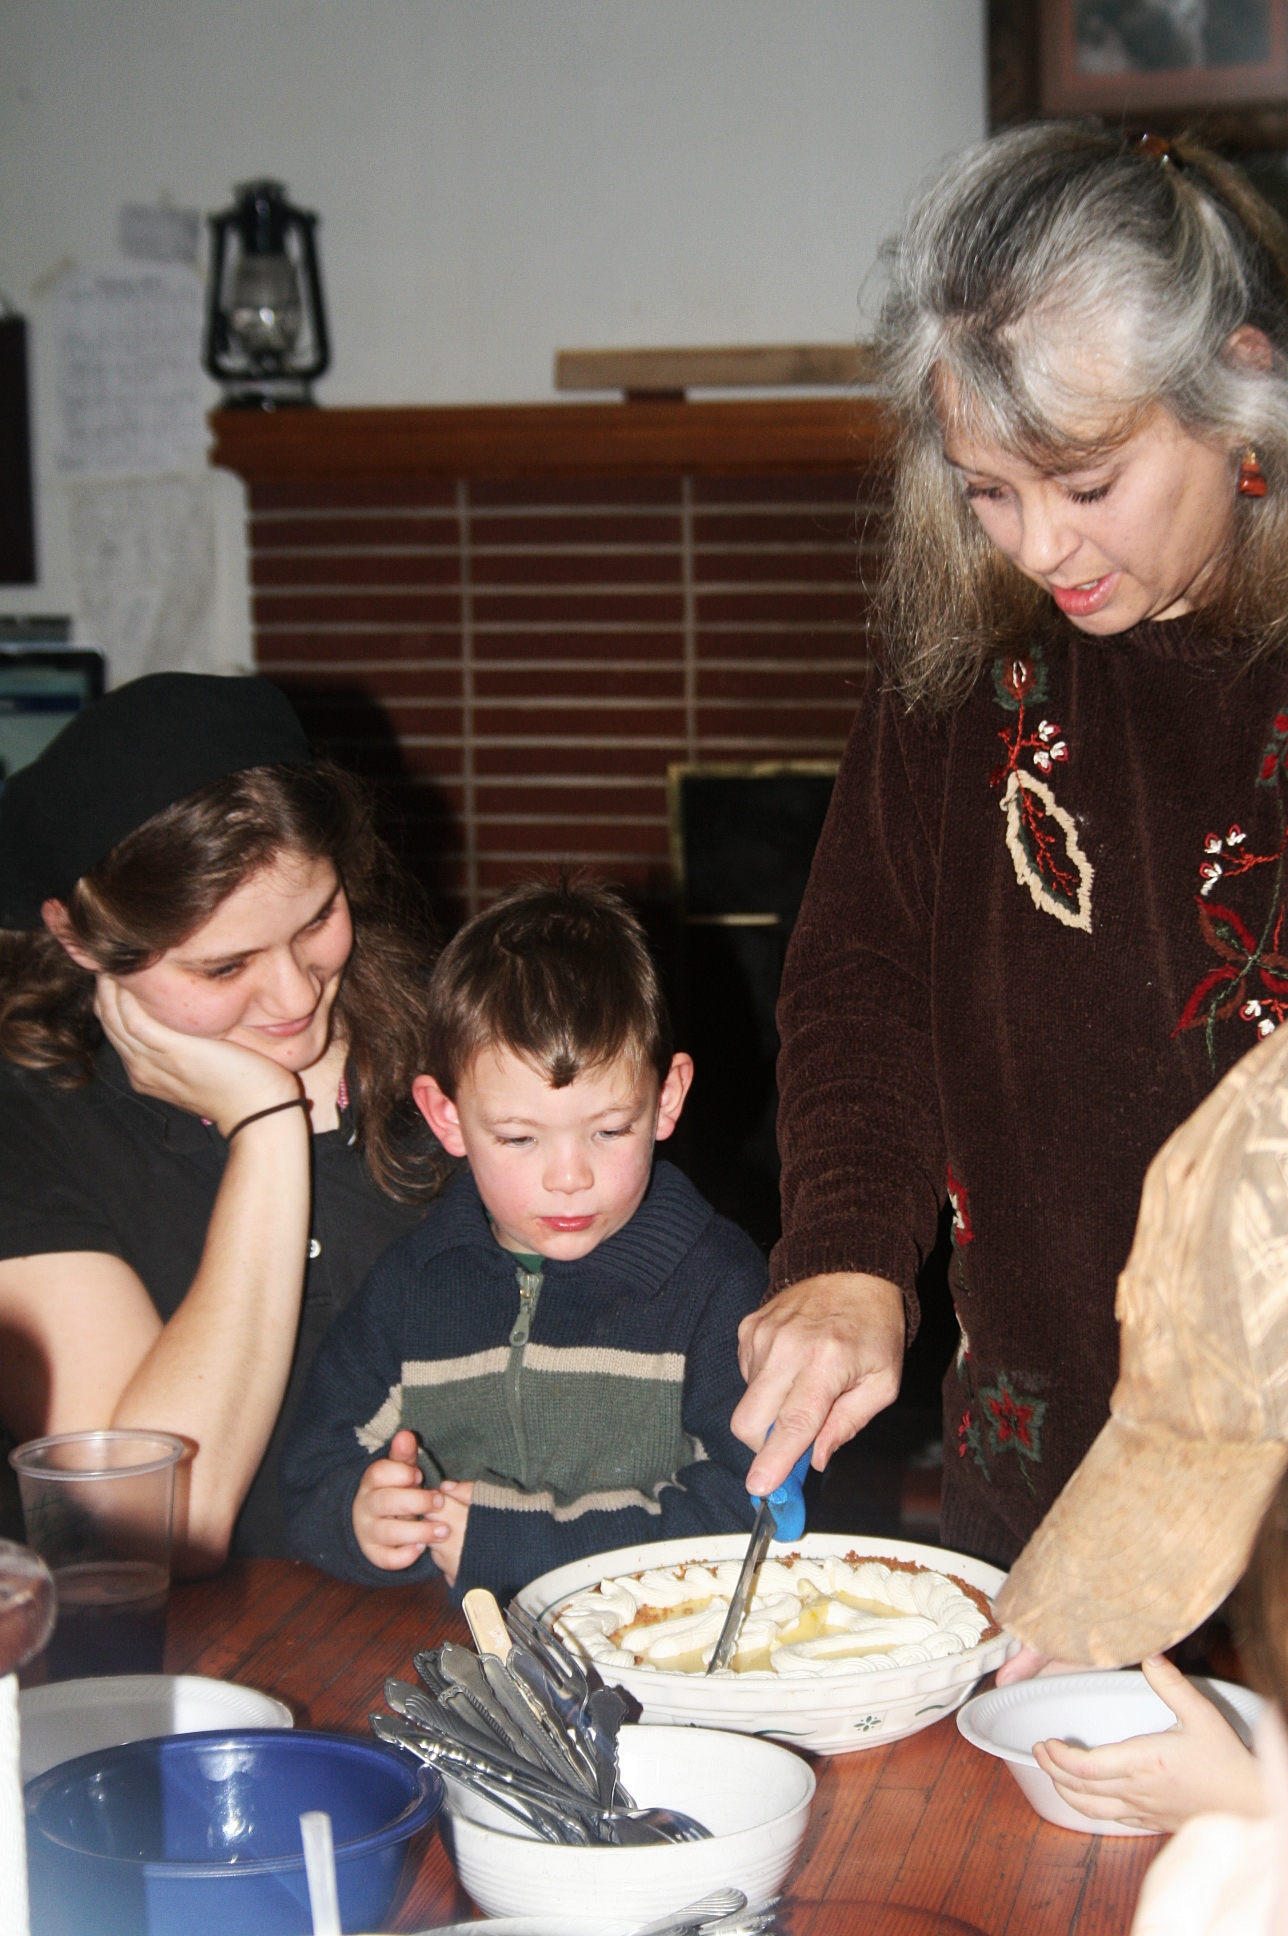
[[203, 179, 330, 408]]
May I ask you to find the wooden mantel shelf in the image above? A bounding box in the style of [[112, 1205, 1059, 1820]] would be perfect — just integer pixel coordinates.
[[210, 395, 888, 484]]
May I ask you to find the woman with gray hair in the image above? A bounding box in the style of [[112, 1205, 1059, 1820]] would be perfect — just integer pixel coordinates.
[[733, 123, 1288, 1592]]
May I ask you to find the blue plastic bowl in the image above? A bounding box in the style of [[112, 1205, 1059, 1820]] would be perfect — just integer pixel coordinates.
[[24, 1727, 442, 1936]]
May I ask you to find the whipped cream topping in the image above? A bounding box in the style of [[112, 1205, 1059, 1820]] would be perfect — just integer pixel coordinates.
[[554, 1554, 992, 1678]]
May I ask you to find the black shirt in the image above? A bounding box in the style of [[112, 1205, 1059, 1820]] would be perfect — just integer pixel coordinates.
[[0, 1046, 428, 1555]]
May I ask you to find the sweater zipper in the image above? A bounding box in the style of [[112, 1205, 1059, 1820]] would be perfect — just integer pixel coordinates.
[[507, 1264, 543, 1488]]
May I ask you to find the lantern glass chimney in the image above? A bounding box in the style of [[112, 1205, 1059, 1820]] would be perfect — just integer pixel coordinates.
[[228, 253, 302, 360]]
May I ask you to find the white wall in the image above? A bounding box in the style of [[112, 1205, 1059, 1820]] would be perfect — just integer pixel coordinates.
[[0, 0, 985, 616]]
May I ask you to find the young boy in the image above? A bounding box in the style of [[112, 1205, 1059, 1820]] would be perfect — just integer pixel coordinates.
[[281, 876, 766, 1601]]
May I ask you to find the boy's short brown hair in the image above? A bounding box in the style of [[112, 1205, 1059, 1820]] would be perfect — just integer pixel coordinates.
[[424, 874, 673, 1098]]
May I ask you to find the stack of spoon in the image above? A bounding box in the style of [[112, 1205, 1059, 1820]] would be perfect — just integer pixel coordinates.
[[370, 1587, 711, 1847]]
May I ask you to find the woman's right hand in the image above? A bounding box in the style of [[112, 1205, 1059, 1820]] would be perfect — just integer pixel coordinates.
[[731, 1271, 906, 1494], [95, 976, 299, 1135]]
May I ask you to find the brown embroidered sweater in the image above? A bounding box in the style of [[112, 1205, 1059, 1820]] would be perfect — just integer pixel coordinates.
[[771, 617, 1288, 1569]]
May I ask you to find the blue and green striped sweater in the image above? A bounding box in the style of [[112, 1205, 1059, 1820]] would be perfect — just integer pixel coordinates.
[[280, 1160, 765, 1600]]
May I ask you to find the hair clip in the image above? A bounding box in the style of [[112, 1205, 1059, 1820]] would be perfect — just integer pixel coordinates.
[[1136, 132, 1184, 170]]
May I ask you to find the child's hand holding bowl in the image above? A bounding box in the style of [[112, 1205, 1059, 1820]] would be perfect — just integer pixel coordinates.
[[1032, 1655, 1264, 1834]]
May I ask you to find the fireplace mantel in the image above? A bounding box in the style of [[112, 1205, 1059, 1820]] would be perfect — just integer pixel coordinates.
[[210, 395, 887, 485]]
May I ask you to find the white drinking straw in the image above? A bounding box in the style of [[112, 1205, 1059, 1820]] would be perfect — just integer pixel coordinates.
[[0, 1542, 55, 1936], [0, 1674, 30, 1936], [300, 1808, 342, 1936]]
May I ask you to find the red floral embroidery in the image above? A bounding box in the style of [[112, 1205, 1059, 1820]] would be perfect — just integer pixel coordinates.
[[946, 1164, 974, 1248], [1260, 713, 1288, 786], [1174, 752, 1288, 1058], [957, 1407, 987, 1477], [984, 1381, 1040, 1452], [956, 1368, 1048, 1493]]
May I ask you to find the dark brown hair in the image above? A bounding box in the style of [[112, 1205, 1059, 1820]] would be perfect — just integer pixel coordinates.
[[424, 873, 672, 1098], [1237, 1463, 1288, 1712], [0, 760, 446, 1201]]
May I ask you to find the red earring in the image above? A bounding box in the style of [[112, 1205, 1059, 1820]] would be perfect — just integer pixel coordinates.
[[1239, 446, 1268, 497]]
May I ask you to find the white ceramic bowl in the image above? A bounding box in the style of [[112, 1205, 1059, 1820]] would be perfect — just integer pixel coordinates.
[[444, 1723, 814, 1932], [18, 1673, 293, 1781], [516, 1532, 1017, 1756], [958, 1671, 1265, 1835]]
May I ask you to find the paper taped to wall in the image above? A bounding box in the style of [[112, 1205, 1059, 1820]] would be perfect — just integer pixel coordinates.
[[50, 267, 207, 476], [66, 471, 251, 688], [118, 204, 201, 266]]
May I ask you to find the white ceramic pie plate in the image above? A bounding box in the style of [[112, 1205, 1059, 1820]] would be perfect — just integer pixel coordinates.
[[18, 1673, 293, 1782], [957, 1671, 1265, 1835], [517, 1532, 1017, 1755]]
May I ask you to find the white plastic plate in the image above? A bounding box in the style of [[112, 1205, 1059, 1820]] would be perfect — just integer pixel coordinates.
[[19, 1672, 293, 1782], [958, 1670, 1265, 1835]]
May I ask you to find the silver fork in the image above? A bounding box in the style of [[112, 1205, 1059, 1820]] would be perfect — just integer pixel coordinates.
[[630, 1890, 749, 1935], [402, 1889, 759, 1936], [629, 1896, 777, 1936]]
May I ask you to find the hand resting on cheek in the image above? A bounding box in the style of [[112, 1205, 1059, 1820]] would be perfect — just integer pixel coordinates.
[[95, 976, 300, 1134]]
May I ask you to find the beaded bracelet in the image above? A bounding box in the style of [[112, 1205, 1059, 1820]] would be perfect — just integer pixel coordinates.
[[226, 1097, 311, 1140]]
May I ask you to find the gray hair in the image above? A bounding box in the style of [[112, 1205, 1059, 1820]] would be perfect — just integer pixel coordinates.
[[874, 122, 1288, 710]]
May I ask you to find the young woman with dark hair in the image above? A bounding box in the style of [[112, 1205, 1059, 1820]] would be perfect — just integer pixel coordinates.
[[0, 674, 446, 1569]]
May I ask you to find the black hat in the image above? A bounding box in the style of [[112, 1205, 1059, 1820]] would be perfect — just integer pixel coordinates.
[[0, 672, 311, 930]]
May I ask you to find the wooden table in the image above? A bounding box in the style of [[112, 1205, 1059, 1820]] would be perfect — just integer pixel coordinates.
[[166, 1562, 1159, 1936]]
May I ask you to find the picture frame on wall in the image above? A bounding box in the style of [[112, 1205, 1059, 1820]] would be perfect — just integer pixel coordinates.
[[1039, 2, 1288, 117]]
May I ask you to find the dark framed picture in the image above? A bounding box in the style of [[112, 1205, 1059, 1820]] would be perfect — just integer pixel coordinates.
[[1040, 2, 1288, 115]]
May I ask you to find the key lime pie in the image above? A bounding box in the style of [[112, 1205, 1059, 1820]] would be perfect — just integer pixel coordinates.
[[555, 1551, 997, 1677]]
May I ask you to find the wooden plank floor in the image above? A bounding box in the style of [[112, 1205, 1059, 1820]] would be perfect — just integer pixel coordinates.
[[167, 1563, 1161, 1936]]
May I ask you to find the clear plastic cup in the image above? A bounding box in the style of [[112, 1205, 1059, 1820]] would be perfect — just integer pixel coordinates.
[[8, 1431, 184, 1683]]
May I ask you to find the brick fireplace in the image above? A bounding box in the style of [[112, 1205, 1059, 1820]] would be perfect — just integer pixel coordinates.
[[212, 397, 887, 925]]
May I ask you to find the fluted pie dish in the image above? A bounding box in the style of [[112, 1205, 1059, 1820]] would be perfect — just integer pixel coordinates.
[[516, 1533, 1017, 1755]]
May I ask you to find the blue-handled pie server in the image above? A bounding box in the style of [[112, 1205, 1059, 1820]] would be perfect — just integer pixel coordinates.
[[706, 1430, 812, 1674]]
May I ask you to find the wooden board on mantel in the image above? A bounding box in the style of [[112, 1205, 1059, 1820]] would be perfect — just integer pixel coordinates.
[[555, 342, 879, 395], [209, 397, 888, 483]]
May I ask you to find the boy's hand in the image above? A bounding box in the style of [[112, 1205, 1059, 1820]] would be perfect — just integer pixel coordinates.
[[1032, 1655, 1266, 1832], [350, 1430, 475, 1583], [352, 1428, 434, 1570], [422, 1478, 474, 1588]]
